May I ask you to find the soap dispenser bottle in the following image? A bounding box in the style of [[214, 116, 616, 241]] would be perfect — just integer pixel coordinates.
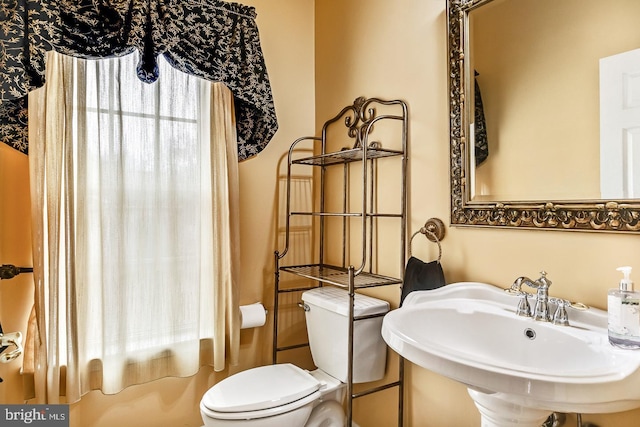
[[608, 266, 640, 349]]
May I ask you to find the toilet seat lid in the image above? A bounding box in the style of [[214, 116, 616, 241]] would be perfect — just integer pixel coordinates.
[[201, 363, 320, 413]]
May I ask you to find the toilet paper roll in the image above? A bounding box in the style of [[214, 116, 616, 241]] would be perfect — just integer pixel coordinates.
[[240, 303, 267, 329]]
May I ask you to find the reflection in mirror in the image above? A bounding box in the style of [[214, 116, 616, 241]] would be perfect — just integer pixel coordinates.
[[448, 0, 640, 232], [469, 0, 640, 201]]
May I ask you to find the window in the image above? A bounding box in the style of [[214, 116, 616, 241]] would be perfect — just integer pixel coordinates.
[[27, 51, 239, 401]]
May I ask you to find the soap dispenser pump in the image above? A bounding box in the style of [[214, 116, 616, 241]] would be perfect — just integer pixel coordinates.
[[608, 266, 640, 349]]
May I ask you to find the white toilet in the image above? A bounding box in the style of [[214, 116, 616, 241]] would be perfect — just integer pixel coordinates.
[[200, 286, 390, 427]]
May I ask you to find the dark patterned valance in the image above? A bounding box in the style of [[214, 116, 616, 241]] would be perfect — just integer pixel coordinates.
[[0, 0, 277, 160]]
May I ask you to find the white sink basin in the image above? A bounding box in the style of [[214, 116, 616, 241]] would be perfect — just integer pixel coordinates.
[[382, 282, 640, 427]]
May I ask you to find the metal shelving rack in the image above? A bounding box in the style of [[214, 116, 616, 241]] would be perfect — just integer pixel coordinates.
[[273, 97, 408, 427]]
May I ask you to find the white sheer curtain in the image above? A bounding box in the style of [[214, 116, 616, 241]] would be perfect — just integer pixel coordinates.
[[25, 51, 240, 403]]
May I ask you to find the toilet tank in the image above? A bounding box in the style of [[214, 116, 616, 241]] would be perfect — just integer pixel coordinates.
[[301, 286, 390, 383]]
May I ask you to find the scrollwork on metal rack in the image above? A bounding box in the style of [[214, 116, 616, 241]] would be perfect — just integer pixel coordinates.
[[341, 96, 387, 149]]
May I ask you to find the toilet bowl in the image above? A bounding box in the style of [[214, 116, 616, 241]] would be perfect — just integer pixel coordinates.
[[200, 287, 389, 427]]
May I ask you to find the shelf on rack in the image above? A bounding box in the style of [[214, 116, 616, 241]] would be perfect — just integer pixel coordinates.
[[292, 147, 403, 167], [280, 264, 402, 289], [289, 212, 404, 218]]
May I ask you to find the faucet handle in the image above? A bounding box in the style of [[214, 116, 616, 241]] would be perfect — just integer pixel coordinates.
[[537, 271, 552, 288], [516, 292, 532, 317], [550, 298, 570, 326]]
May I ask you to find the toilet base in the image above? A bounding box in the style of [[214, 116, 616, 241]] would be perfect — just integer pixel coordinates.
[[306, 400, 345, 427]]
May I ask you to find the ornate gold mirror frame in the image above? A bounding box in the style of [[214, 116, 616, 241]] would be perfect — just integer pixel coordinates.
[[447, 0, 640, 232]]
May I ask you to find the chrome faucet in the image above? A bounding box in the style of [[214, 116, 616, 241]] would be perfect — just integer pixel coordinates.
[[510, 271, 553, 322]]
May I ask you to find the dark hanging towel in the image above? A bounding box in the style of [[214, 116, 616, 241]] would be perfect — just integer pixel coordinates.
[[400, 256, 446, 306], [474, 70, 489, 165]]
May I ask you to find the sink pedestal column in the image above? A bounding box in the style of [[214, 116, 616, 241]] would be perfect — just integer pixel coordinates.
[[468, 389, 552, 427]]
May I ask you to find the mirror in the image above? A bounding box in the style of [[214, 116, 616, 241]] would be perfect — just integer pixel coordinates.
[[448, 0, 640, 232]]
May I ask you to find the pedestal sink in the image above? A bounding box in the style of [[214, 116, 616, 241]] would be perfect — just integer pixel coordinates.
[[381, 282, 640, 427]]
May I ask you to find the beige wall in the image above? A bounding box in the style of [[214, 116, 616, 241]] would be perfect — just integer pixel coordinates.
[[2, 1, 640, 426], [0, 144, 33, 404]]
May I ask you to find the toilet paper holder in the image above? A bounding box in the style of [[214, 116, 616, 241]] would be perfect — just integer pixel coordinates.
[[239, 303, 267, 329]]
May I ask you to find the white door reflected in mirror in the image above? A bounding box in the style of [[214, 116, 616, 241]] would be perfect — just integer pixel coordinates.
[[600, 48, 640, 199]]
